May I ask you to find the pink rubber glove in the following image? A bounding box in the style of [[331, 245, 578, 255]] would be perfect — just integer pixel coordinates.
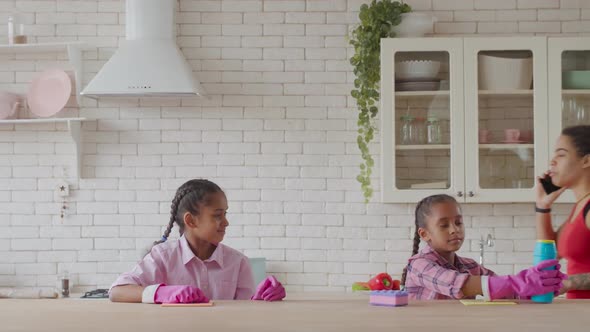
[[488, 259, 567, 300], [251, 276, 286, 302], [154, 285, 209, 304]]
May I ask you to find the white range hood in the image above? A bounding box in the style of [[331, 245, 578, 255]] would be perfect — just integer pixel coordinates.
[[80, 0, 204, 98]]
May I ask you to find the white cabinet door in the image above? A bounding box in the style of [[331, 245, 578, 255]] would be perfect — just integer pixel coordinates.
[[463, 37, 548, 202], [547, 37, 590, 203], [381, 38, 464, 203]]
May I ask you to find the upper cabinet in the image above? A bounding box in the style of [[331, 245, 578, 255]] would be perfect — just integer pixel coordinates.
[[381, 37, 552, 203], [381, 38, 464, 203], [463, 37, 548, 203], [548, 37, 590, 203]]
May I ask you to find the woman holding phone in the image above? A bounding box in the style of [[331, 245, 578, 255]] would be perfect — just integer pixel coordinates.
[[535, 125, 590, 299]]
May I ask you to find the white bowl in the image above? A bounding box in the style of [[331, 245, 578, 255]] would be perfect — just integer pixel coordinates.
[[392, 13, 437, 37], [478, 51, 533, 90], [395, 60, 441, 80]]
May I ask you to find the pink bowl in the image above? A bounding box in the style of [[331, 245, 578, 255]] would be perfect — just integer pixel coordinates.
[[27, 69, 72, 118]]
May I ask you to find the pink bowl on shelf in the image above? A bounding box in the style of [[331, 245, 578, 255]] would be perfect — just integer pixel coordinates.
[[27, 69, 72, 118]]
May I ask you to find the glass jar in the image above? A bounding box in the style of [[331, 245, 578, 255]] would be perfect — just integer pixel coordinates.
[[575, 104, 587, 125], [399, 115, 415, 145], [426, 116, 442, 144], [414, 117, 427, 144], [8, 13, 27, 45]]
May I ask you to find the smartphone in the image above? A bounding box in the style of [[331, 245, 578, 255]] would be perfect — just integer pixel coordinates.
[[540, 174, 561, 194]]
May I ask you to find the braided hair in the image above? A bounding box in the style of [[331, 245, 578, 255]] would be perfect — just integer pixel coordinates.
[[152, 179, 224, 247], [400, 194, 459, 289]]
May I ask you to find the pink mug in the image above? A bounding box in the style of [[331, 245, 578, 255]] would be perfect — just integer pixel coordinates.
[[520, 130, 533, 143], [504, 129, 520, 142], [479, 129, 492, 143]]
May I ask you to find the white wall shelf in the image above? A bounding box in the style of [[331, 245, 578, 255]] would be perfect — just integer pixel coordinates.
[[0, 117, 84, 124], [0, 42, 85, 105], [0, 117, 86, 178], [0, 41, 84, 53]]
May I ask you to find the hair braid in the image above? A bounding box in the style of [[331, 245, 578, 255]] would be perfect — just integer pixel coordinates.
[[401, 199, 426, 288], [152, 186, 192, 246]]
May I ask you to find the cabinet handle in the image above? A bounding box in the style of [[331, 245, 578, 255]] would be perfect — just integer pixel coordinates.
[[457, 191, 463, 197], [468, 191, 475, 197]]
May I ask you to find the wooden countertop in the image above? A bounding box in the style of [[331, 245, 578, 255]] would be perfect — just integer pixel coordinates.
[[1, 292, 589, 332]]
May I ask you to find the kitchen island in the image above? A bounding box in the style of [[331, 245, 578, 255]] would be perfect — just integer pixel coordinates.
[[1, 292, 588, 331]]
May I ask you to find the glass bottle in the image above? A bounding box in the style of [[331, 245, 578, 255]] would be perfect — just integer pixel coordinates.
[[568, 97, 577, 126], [399, 116, 415, 145], [60, 270, 70, 298], [426, 116, 442, 144], [8, 13, 26, 45], [575, 104, 587, 125]]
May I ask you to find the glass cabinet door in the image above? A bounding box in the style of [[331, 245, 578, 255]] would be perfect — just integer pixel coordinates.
[[548, 37, 590, 203], [561, 51, 590, 127], [464, 37, 548, 202], [381, 38, 464, 203]]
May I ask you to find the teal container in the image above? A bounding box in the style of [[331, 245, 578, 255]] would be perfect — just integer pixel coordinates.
[[248, 257, 266, 286], [531, 240, 557, 303], [562, 70, 590, 89]]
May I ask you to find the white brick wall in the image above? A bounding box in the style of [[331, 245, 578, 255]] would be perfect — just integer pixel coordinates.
[[0, 0, 586, 292]]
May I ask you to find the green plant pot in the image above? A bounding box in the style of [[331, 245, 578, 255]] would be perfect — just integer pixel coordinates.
[[562, 70, 590, 89]]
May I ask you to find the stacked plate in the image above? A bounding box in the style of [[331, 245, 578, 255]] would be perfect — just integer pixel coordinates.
[[396, 78, 441, 91]]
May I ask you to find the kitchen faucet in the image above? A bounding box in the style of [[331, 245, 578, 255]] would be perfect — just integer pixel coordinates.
[[479, 234, 494, 266]]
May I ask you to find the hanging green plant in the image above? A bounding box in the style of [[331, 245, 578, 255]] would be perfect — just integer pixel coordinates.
[[349, 0, 411, 202]]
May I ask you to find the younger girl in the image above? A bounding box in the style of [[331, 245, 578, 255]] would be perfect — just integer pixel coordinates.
[[109, 179, 286, 304], [401, 194, 566, 300]]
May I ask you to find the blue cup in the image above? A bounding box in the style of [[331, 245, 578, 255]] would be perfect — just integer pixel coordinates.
[[248, 257, 267, 286], [531, 240, 557, 303]]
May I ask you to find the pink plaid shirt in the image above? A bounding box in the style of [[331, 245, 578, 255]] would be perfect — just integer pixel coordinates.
[[405, 245, 496, 300], [110, 236, 255, 300]]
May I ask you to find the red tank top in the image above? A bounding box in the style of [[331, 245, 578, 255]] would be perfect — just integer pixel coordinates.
[[557, 200, 590, 299]]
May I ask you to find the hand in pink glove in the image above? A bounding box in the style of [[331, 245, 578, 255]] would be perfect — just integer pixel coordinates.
[[488, 259, 567, 300], [154, 285, 209, 304], [251, 276, 286, 302]]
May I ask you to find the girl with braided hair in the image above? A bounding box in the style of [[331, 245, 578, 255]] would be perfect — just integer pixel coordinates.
[[109, 179, 285, 304], [400, 194, 566, 301]]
